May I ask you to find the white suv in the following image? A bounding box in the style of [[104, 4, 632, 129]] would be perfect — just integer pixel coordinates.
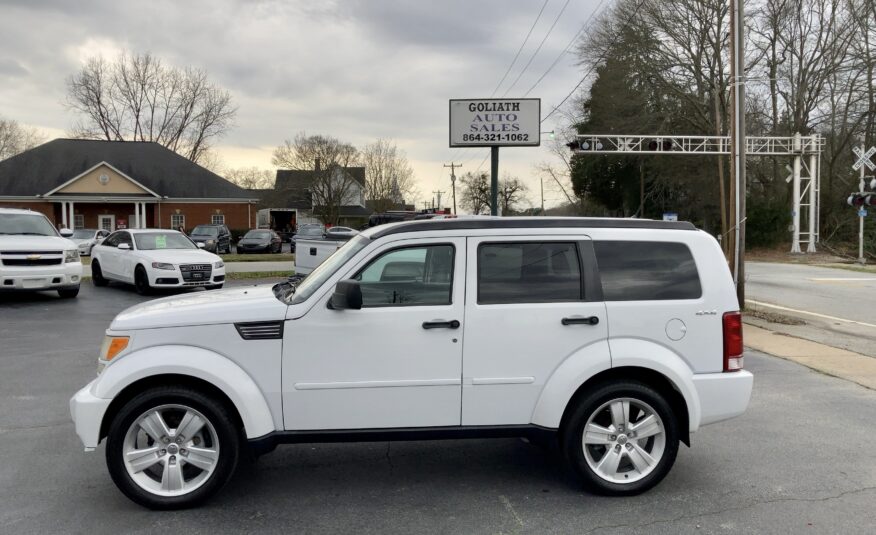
[[0, 208, 82, 298], [70, 217, 753, 509]]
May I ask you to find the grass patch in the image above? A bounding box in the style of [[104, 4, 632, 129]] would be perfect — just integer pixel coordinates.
[[226, 271, 291, 280], [221, 253, 295, 262]]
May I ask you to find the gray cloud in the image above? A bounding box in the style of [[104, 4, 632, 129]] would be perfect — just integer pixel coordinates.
[[0, 0, 601, 202]]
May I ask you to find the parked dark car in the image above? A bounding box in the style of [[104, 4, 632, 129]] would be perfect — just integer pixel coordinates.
[[237, 229, 283, 254], [189, 224, 232, 254], [290, 224, 325, 253]]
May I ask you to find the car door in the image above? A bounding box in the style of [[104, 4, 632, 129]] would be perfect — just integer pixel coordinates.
[[283, 237, 465, 431], [96, 231, 121, 278], [461, 235, 611, 425], [114, 231, 136, 282]]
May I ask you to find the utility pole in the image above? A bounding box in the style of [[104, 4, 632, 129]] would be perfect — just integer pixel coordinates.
[[432, 190, 446, 211], [490, 147, 499, 216], [729, 0, 747, 306], [444, 163, 462, 215], [540, 176, 545, 215]]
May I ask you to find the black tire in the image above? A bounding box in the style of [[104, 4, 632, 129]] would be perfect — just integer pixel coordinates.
[[562, 381, 679, 496], [92, 260, 108, 287], [105, 385, 241, 510], [134, 265, 151, 295], [58, 286, 79, 298]]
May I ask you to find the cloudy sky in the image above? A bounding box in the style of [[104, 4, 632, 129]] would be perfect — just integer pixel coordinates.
[[0, 0, 604, 209]]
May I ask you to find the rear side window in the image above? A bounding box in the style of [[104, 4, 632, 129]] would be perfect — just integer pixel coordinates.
[[594, 241, 702, 301], [478, 242, 582, 304]]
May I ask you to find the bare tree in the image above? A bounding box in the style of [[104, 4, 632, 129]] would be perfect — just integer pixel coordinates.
[[360, 139, 418, 212], [498, 175, 529, 215], [0, 116, 44, 160], [459, 172, 491, 214], [66, 52, 236, 164], [272, 133, 360, 225], [225, 167, 275, 190]]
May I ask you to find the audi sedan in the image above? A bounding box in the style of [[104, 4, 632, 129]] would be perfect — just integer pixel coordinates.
[[90, 229, 225, 295]]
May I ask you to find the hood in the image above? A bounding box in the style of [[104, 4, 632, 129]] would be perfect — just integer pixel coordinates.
[[0, 235, 77, 251], [190, 234, 217, 241], [111, 284, 288, 331], [141, 249, 220, 264]]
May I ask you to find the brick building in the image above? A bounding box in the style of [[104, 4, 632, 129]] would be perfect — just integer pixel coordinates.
[[0, 139, 258, 232]]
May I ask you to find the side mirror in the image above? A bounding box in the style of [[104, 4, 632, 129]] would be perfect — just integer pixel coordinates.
[[197, 242, 206, 249], [60, 228, 73, 237], [118, 243, 131, 250], [328, 280, 363, 310]]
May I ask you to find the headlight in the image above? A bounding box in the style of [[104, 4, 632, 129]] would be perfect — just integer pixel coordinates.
[[98, 335, 130, 374], [207, 239, 216, 244], [214, 260, 224, 268], [64, 249, 80, 263], [151, 262, 175, 270]]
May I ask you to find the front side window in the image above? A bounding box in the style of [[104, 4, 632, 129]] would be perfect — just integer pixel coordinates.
[[594, 241, 702, 301], [102, 232, 121, 248], [353, 244, 454, 307], [285, 235, 370, 304], [478, 242, 582, 304], [116, 232, 133, 248]]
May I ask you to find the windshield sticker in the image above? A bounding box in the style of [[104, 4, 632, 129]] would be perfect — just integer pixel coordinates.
[[155, 235, 167, 249]]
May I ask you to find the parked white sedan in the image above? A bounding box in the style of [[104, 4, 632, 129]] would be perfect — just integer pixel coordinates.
[[91, 229, 225, 294]]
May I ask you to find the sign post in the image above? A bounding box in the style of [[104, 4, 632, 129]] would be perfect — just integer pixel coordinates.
[[852, 144, 876, 264], [449, 98, 540, 215]]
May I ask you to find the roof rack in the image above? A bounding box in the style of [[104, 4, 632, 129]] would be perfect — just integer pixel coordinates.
[[369, 217, 696, 238]]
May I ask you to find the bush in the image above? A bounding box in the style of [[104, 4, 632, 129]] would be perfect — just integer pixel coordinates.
[[746, 198, 789, 248]]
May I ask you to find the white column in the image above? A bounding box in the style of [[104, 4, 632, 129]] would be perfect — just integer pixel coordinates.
[[791, 154, 801, 253], [807, 152, 817, 253], [69, 201, 75, 229], [135, 202, 141, 229], [142, 202, 148, 228], [61, 202, 67, 229]]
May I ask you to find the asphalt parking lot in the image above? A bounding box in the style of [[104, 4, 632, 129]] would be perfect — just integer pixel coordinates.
[[1, 282, 876, 534]]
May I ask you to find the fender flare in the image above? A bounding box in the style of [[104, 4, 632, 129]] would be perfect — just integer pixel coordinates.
[[94, 345, 276, 439], [530, 338, 701, 432]]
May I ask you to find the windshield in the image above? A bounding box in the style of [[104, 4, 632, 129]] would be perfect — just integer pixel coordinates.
[[72, 229, 95, 239], [244, 230, 271, 239], [281, 234, 369, 304], [134, 232, 198, 250], [191, 226, 219, 236], [0, 213, 59, 236]]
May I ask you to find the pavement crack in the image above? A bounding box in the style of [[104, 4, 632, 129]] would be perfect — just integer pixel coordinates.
[[499, 495, 525, 528], [580, 486, 876, 534], [384, 442, 394, 473], [0, 421, 72, 433]]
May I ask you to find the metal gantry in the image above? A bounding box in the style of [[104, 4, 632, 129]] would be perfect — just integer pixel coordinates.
[[571, 133, 824, 253]]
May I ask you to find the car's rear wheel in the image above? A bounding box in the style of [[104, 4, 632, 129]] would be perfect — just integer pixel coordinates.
[[134, 265, 151, 295], [562, 381, 679, 496], [58, 286, 79, 298], [91, 260, 108, 287], [105, 386, 240, 510]]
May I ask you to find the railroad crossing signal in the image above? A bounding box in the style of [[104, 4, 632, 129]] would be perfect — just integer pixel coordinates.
[[852, 146, 876, 171]]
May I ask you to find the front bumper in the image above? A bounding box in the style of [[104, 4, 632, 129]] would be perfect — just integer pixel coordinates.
[[69, 379, 112, 451], [237, 244, 271, 253], [692, 369, 754, 427], [148, 265, 226, 288], [0, 262, 82, 291]]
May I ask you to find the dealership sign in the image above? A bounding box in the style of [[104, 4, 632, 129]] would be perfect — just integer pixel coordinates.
[[449, 98, 540, 147]]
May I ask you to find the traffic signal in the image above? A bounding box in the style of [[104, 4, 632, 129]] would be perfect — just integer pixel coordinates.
[[847, 194, 876, 207], [567, 139, 604, 152], [647, 139, 674, 151]]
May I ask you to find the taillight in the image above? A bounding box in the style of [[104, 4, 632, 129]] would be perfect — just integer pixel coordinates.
[[722, 311, 743, 372]]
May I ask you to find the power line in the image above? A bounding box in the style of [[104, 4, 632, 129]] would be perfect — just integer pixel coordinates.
[[490, 0, 550, 98], [541, 0, 647, 125], [502, 0, 573, 97], [523, 0, 608, 97]]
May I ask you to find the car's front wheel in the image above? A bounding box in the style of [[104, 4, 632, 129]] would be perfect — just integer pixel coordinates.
[[134, 265, 152, 295], [562, 381, 679, 496], [91, 260, 108, 287], [58, 286, 79, 298], [105, 386, 240, 510]]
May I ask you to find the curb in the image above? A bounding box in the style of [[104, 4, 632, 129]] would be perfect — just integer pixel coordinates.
[[744, 322, 876, 391]]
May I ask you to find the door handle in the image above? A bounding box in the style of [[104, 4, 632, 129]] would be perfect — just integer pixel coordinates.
[[422, 320, 461, 330], [561, 316, 599, 326]]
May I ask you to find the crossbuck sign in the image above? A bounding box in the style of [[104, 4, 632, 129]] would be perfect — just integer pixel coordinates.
[[853, 146, 876, 171]]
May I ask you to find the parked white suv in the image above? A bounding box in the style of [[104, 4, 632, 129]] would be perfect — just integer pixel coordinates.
[[70, 217, 752, 509], [0, 207, 82, 298]]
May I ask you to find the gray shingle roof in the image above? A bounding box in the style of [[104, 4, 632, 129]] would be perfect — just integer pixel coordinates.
[[0, 139, 255, 199]]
